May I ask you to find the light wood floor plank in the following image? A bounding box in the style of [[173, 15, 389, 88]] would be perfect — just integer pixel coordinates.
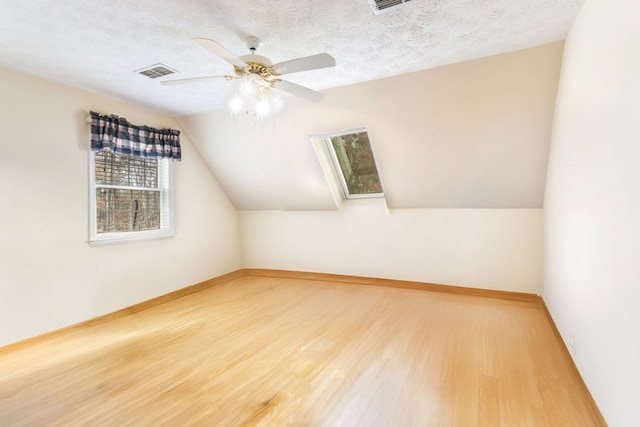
[[0, 275, 604, 426]]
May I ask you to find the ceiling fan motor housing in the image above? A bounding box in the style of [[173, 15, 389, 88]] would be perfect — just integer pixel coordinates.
[[235, 63, 278, 81], [239, 36, 276, 77]]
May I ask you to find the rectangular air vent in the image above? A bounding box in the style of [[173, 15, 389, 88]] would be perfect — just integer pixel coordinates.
[[368, 0, 413, 14], [137, 64, 177, 79]]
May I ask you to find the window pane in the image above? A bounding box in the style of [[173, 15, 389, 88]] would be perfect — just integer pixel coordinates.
[[94, 152, 158, 188], [96, 188, 161, 233], [330, 131, 382, 195]]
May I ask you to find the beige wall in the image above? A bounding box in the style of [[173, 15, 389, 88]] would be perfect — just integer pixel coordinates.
[[227, 44, 557, 294], [181, 42, 564, 211], [544, 0, 640, 424], [0, 67, 241, 347], [241, 207, 543, 293]]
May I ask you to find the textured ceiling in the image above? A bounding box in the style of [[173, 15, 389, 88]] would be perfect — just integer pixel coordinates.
[[0, 0, 583, 116]]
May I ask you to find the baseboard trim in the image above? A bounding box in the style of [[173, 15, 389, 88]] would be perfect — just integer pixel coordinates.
[[540, 299, 608, 426], [94, 269, 245, 322], [0, 269, 245, 355], [243, 268, 540, 303]]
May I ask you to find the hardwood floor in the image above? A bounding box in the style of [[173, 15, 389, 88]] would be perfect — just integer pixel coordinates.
[[0, 273, 604, 426]]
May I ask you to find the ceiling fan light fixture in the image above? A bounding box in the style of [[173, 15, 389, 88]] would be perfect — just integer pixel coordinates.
[[238, 75, 259, 97], [228, 94, 244, 114], [228, 75, 283, 118], [254, 99, 271, 118]]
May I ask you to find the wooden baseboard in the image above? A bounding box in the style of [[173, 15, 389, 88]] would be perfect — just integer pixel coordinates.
[[0, 269, 246, 355], [540, 299, 608, 426], [243, 268, 540, 303], [90, 269, 246, 323]]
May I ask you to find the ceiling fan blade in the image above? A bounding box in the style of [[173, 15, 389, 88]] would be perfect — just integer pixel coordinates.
[[271, 53, 336, 76], [193, 37, 247, 68], [161, 75, 232, 85], [273, 79, 325, 102]]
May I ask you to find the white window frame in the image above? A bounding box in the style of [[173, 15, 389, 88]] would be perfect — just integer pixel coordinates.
[[89, 151, 174, 245], [311, 127, 385, 202]]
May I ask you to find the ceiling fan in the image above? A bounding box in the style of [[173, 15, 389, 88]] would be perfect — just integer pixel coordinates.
[[162, 36, 336, 103]]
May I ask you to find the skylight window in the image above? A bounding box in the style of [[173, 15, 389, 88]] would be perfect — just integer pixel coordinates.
[[311, 127, 384, 200]]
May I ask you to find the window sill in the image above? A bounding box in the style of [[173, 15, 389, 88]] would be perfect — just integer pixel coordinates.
[[88, 231, 175, 247]]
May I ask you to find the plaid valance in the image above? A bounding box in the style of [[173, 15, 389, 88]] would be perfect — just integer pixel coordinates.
[[90, 111, 181, 161]]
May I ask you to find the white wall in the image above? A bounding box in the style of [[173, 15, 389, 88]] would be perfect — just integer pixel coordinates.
[[544, 0, 640, 424], [0, 67, 241, 347], [242, 207, 543, 293]]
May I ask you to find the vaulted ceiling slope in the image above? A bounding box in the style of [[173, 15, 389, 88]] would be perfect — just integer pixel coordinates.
[[179, 42, 564, 211], [0, 0, 582, 116]]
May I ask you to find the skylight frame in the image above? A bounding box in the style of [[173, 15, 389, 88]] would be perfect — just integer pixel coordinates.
[[311, 127, 385, 201]]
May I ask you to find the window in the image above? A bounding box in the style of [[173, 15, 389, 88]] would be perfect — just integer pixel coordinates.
[[89, 151, 173, 244], [311, 127, 384, 200], [88, 110, 180, 244]]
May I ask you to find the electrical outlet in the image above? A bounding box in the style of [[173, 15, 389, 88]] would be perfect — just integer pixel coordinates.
[[569, 335, 576, 352]]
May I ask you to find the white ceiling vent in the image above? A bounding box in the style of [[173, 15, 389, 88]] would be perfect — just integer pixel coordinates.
[[368, 0, 413, 15], [137, 64, 177, 79]]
